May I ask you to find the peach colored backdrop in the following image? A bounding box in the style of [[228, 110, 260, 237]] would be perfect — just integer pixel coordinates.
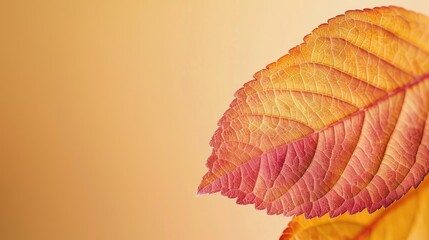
[[1, 1, 428, 239]]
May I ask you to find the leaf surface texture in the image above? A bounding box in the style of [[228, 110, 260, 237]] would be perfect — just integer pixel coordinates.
[[198, 6, 429, 217], [280, 177, 429, 240]]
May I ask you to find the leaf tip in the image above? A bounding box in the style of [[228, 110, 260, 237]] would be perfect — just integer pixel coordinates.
[[195, 189, 204, 197], [196, 181, 209, 196], [197, 172, 218, 196]]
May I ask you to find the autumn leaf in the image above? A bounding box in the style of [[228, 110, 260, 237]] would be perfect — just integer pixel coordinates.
[[280, 176, 429, 240], [197, 6, 429, 218]]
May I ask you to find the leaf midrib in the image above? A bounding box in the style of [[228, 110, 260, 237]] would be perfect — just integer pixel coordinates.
[[200, 73, 429, 193]]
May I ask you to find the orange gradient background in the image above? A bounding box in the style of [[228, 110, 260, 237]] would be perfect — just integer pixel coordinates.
[[1, 1, 429, 239]]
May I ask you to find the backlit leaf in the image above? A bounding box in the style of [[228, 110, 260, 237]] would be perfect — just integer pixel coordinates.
[[198, 6, 429, 217], [280, 177, 429, 240]]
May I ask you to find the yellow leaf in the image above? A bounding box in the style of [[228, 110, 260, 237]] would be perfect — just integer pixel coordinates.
[[280, 177, 429, 240]]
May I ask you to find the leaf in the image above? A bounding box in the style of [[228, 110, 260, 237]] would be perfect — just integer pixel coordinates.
[[197, 6, 429, 218], [280, 176, 429, 240]]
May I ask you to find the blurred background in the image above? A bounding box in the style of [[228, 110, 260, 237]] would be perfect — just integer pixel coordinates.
[[1, 1, 429, 239]]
